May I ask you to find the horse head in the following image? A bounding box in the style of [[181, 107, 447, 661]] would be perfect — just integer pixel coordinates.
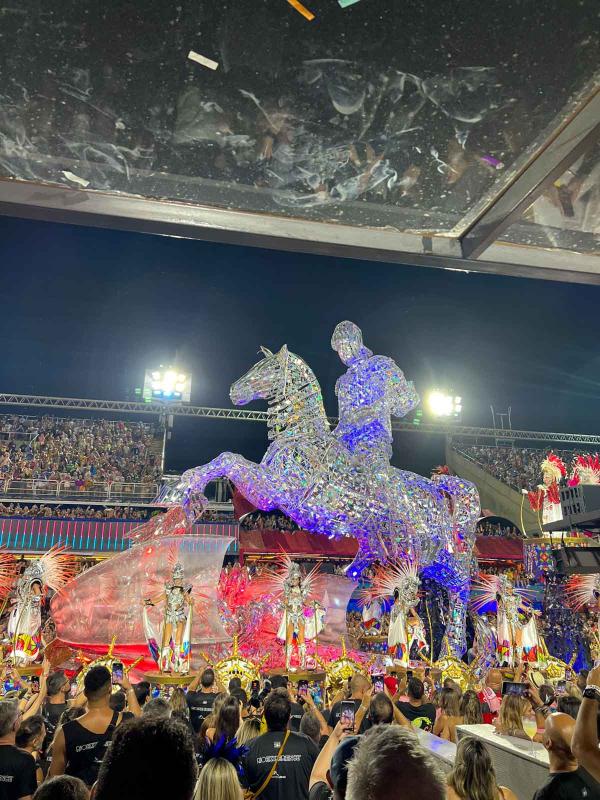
[[230, 345, 289, 406]]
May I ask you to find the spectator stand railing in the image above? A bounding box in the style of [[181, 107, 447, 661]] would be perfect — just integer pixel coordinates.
[[0, 412, 157, 434], [0, 516, 239, 554], [0, 479, 160, 504], [0, 430, 37, 444]]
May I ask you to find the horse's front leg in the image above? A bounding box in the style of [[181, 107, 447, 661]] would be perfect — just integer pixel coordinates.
[[178, 452, 279, 519]]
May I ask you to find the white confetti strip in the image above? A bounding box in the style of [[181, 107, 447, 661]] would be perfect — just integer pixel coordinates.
[[187, 50, 218, 71], [62, 171, 90, 188]]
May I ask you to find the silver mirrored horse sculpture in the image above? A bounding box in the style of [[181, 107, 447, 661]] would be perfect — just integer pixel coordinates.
[[172, 341, 480, 655]]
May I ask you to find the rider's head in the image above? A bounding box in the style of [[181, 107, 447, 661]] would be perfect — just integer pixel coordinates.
[[331, 321, 372, 366]]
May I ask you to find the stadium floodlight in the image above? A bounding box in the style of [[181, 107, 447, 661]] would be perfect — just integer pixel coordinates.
[[427, 390, 462, 418], [143, 366, 192, 403]]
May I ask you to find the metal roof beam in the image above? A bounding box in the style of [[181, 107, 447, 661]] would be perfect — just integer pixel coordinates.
[[0, 392, 599, 445]]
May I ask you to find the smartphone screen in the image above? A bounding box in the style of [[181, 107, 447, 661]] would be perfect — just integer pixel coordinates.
[[340, 700, 355, 731], [556, 680, 567, 695], [564, 668, 573, 681], [372, 674, 385, 693], [251, 680, 260, 695], [298, 679, 309, 698], [111, 662, 124, 685], [30, 676, 40, 694], [70, 681, 78, 698], [502, 681, 529, 698]]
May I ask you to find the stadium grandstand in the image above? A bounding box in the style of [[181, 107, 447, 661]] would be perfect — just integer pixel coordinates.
[[0, 411, 236, 556]]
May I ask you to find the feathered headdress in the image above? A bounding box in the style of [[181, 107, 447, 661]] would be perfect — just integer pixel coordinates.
[[199, 735, 248, 777], [541, 453, 566, 482], [258, 552, 320, 601], [358, 558, 420, 606], [470, 573, 534, 613], [565, 575, 600, 610], [568, 454, 600, 487], [0, 550, 16, 598], [29, 545, 77, 593]]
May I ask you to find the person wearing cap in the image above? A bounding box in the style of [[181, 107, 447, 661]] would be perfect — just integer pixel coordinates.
[[331, 321, 419, 467], [309, 722, 360, 800]]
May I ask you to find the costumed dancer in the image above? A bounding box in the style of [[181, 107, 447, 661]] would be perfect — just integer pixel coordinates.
[[527, 453, 566, 527], [7, 546, 76, 666], [565, 574, 600, 663], [264, 555, 324, 670], [144, 562, 193, 673], [360, 559, 427, 666], [472, 574, 537, 667]]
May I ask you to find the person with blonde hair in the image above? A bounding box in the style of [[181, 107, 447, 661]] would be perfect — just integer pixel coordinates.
[[447, 738, 517, 800], [433, 688, 463, 743], [194, 757, 242, 800], [494, 693, 528, 740], [236, 716, 261, 747]]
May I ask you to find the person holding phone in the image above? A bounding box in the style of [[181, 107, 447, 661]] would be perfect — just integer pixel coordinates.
[[242, 689, 318, 800], [48, 665, 140, 787], [326, 675, 370, 734]]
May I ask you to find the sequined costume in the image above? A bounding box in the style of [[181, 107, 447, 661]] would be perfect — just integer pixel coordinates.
[[360, 560, 428, 666], [165, 584, 188, 626], [144, 562, 193, 673], [7, 546, 76, 666], [472, 574, 536, 667], [263, 557, 324, 670]]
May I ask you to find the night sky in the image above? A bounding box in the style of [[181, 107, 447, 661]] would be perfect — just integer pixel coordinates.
[[1, 214, 599, 476]]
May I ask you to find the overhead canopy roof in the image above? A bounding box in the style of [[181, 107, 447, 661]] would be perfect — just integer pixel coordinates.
[[0, 1, 598, 282]]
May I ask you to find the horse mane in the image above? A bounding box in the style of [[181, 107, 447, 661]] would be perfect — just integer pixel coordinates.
[[266, 350, 330, 440]]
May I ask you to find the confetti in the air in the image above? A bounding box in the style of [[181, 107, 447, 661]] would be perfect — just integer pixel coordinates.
[[286, 0, 315, 20], [338, 0, 362, 6], [187, 50, 219, 71]]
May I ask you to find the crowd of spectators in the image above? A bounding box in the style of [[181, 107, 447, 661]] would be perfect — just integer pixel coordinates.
[[0, 415, 162, 487], [477, 519, 522, 539], [2, 658, 599, 800], [239, 510, 300, 532], [458, 445, 586, 492], [479, 563, 529, 588], [0, 503, 153, 521]]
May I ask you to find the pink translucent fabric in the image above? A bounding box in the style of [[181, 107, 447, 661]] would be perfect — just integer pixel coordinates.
[[52, 533, 232, 647]]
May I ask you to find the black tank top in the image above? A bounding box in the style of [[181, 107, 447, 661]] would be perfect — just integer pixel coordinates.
[[63, 710, 120, 787]]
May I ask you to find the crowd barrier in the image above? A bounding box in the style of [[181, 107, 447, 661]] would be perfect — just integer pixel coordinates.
[[456, 724, 549, 798]]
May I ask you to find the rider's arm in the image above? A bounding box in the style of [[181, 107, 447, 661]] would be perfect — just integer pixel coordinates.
[[387, 358, 419, 416]]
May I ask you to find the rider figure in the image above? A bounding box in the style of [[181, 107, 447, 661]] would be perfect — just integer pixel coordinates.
[[331, 321, 419, 467]]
